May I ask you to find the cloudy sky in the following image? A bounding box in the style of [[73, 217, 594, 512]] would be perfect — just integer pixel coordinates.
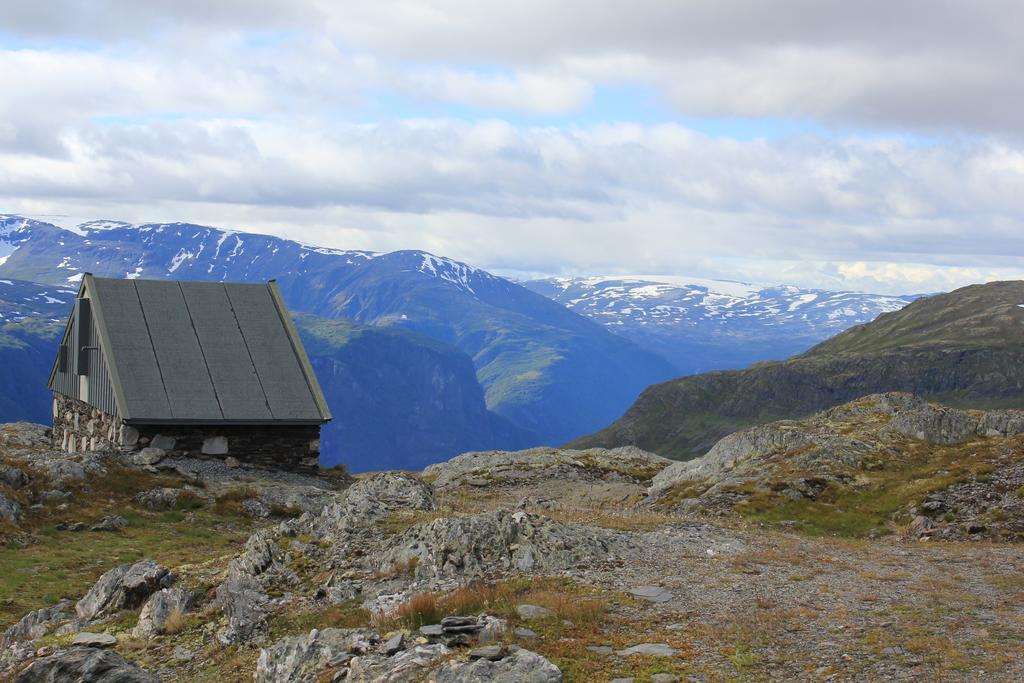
[[2, 1, 1023, 293]]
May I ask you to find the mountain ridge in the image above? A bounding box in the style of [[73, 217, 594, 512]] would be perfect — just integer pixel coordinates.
[[573, 280, 1024, 459]]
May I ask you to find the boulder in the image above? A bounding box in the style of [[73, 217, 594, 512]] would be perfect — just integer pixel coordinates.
[[0, 492, 21, 522], [132, 448, 165, 466], [13, 647, 158, 683], [75, 559, 172, 621], [132, 588, 193, 638], [253, 628, 379, 682], [431, 646, 562, 682]]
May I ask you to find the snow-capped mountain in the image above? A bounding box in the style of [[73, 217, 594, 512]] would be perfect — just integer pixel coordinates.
[[524, 276, 916, 374], [0, 215, 674, 457]]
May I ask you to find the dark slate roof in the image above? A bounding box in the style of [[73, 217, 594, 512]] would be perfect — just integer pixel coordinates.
[[84, 275, 330, 424]]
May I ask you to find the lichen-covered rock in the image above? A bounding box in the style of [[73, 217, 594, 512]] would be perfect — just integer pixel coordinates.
[[347, 643, 451, 681], [0, 492, 21, 522], [215, 574, 270, 645], [75, 559, 171, 621], [132, 588, 193, 638], [0, 466, 29, 488], [134, 487, 186, 511], [1, 602, 71, 647], [424, 446, 672, 489], [40, 459, 86, 487], [254, 628, 379, 682], [312, 472, 435, 537], [13, 647, 158, 683], [377, 510, 628, 580], [430, 646, 562, 682]]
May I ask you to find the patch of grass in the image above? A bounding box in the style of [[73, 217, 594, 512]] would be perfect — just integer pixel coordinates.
[[0, 462, 257, 629], [654, 480, 710, 509], [733, 436, 1021, 538]]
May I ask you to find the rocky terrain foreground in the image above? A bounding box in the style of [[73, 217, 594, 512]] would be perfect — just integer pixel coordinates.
[[1, 404, 1024, 681]]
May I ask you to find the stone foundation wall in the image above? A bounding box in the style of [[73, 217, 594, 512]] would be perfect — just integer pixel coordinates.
[[52, 394, 123, 454], [131, 425, 321, 472], [52, 393, 321, 471]]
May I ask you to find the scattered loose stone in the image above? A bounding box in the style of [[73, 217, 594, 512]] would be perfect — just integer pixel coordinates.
[[513, 627, 538, 639], [469, 644, 506, 661], [383, 632, 404, 656], [71, 632, 118, 647], [419, 624, 444, 637], [586, 645, 614, 655], [224, 456, 241, 468]]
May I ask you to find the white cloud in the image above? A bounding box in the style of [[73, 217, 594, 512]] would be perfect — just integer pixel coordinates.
[[1, 1, 1023, 294]]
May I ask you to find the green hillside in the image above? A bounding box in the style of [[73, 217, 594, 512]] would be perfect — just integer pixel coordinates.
[[573, 281, 1024, 459]]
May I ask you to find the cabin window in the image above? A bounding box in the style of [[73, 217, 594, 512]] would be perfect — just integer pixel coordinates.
[[58, 344, 68, 372]]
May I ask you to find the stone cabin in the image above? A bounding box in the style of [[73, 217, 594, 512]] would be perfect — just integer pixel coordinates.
[[48, 274, 331, 470]]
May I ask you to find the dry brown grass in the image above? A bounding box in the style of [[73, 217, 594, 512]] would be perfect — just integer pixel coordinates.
[[161, 608, 189, 635], [373, 577, 608, 632], [212, 487, 259, 515]]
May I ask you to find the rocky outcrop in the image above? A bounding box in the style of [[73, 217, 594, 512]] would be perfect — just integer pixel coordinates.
[[1, 602, 71, 647], [431, 646, 562, 682], [424, 446, 671, 489], [13, 647, 158, 682], [378, 510, 629, 581], [650, 394, 1024, 499], [214, 530, 291, 645], [310, 472, 436, 539], [75, 560, 172, 622]]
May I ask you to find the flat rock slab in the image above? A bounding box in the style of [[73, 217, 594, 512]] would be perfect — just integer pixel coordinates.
[[72, 632, 118, 647], [419, 624, 444, 637], [586, 645, 614, 655], [629, 586, 673, 603], [616, 643, 679, 657]]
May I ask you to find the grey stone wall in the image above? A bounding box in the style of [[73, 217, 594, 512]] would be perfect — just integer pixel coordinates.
[[52, 394, 123, 454], [52, 392, 321, 471], [132, 425, 321, 472]]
